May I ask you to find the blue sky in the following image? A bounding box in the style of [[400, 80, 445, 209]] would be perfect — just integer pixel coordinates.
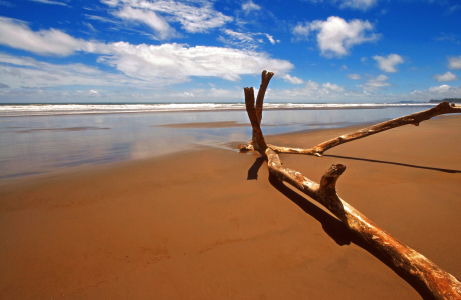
[[0, 0, 460, 103]]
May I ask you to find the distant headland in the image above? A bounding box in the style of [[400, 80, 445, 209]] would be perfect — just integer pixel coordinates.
[[429, 98, 461, 103]]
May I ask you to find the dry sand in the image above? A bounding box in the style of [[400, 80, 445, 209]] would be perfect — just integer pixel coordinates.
[[1, 114, 461, 299]]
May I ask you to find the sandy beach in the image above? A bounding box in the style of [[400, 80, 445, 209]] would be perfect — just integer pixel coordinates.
[[1, 114, 460, 299]]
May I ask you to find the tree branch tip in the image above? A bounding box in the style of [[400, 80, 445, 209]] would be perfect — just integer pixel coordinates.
[[329, 164, 347, 176]]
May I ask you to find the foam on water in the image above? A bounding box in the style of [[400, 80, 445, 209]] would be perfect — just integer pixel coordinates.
[[0, 103, 435, 117]]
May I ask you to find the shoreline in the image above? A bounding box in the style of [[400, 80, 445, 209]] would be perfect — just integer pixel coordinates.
[[1, 114, 460, 299], [0, 103, 436, 118]]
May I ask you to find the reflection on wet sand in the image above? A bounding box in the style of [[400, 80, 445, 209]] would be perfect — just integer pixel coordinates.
[[0, 106, 433, 183], [14, 127, 110, 133]]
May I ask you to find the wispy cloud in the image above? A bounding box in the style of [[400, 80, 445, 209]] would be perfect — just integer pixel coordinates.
[[303, 0, 378, 11], [218, 29, 278, 49], [242, 0, 261, 14], [293, 16, 380, 58], [0, 53, 143, 89], [347, 73, 361, 80], [113, 6, 176, 39], [102, 0, 232, 35], [0, 0, 14, 7], [373, 54, 404, 72], [433, 71, 458, 82], [283, 74, 304, 84], [336, 0, 377, 11], [358, 74, 391, 91], [28, 0, 68, 6], [0, 17, 87, 55], [84, 14, 121, 24], [434, 32, 460, 44]]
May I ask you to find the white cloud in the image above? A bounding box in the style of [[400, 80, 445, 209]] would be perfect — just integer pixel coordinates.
[[242, 0, 260, 13], [114, 6, 175, 39], [218, 30, 277, 49], [337, 0, 377, 10], [293, 16, 380, 58], [102, 0, 232, 34], [0, 53, 146, 89], [410, 84, 461, 100], [358, 74, 391, 91], [347, 73, 361, 80], [373, 54, 404, 72], [28, 0, 68, 6], [0, 16, 293, 86], [265, 34, 276, 44], [95, 42, 294, 83], [218, 29, 257, 49], [448, 56, 461, 70], [0, 17, 87, 55], [292, 23, 310, 40], [322, 82, 345, 92], [283, 74, 304, 84], [433, 71, 458, 82]]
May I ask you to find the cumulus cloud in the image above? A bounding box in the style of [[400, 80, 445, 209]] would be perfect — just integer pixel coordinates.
[[347, 73, 361, 80], [102, 0, 232, 34], [242, 0, 260, 14], [283, 74, 304, 84], [410, 84, 461, 100], [293, 16, 380, 58], [433, 71, 458, 82], [448, 56, 461, 70], [114, 6, 175, 39], [373, 54, 404, 72], [358, 74, 391, 91], [0, 17, 87, 55]]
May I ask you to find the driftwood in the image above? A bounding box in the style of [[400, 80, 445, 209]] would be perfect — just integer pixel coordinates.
[[239, 71, 461, 299], [239, 100, 461, 156]]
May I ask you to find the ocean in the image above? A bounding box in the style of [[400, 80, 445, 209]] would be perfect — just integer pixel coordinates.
[[0, 102, 436, 182]]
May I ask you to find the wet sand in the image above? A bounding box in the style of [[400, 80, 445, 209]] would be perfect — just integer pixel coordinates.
[[1, 114, 460, 299], [157, 121, 250, 128]]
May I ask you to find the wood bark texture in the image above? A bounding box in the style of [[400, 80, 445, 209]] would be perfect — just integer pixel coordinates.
[[240, 70, 461, 299]]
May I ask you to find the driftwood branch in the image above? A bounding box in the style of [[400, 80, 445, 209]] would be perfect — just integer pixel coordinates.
[[240, 102, 461, 156], [240, 70, 461, 299]]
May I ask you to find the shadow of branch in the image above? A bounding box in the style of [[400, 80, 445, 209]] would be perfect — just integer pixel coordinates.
[[247, 156, 267, 180], [324, 155, 461, 174]]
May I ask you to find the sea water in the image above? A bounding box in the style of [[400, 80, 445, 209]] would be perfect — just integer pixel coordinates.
[[0, 103, 436, 182]]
